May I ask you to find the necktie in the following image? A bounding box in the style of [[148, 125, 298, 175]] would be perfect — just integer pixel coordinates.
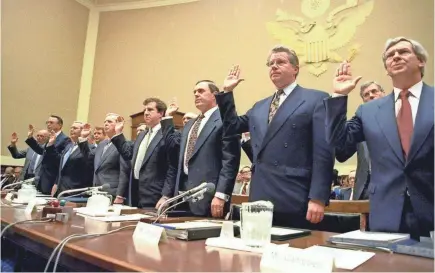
[[102, 142, 112, 157], [134, 129, 152, 179], [241, 182, 247, 195], [185, 115, 205, 168], [28, 153, 37, 175], [268, 89, 284, 123], [61, 145, 75, 169], [396, 90, 413, 158]]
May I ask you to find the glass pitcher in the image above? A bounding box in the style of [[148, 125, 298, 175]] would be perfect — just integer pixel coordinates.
[[240, 200, 274, 248]]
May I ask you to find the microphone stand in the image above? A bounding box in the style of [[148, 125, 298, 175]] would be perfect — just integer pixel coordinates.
[[156, 184, 208, 216], [153, 188, 207, 223]]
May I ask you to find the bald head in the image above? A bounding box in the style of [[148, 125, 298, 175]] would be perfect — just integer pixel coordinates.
[[183, 112, 198, 125], [36, 129, 49, 144]]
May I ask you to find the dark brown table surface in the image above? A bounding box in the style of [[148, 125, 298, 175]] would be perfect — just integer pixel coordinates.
[[1, 206, 433, 272]]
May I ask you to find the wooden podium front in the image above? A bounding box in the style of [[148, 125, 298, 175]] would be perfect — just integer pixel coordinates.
[[130, 111, 185, 140]]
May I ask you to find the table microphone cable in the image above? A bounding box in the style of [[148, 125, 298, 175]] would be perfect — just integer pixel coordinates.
[[44, 224, 136, 273], [1, 217, 54, 237]]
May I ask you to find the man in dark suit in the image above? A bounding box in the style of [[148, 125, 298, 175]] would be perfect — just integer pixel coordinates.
[[7, 130, 49, 181], [336, 81, 385, 200], [324, 37, 433, 237], [162, 80, 241, 218], [337, 170, 356, 200], [111, 98, 178, 209], [215, 46, 334, 229], [44, 121, 95, 196], [26, 115, 70, 194], [78, 114, 130, 201]]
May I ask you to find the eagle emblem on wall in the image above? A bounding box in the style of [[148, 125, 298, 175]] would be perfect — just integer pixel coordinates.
[[266, 0, 374, 76]]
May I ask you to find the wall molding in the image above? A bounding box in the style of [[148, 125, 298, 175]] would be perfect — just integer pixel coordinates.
[[75, 0, 201, 12]]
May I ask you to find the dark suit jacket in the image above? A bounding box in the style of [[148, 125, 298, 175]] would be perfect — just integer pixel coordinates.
[[25, 132, 70, 194], [161, 109, 241, 217], [79, 139, 130, 197], [337, 187, 352, 200], [111, 127, 178, 208], [216, 86, 334, 216], [324, 83, 434, 234], [45, 142, 95, 195], [241, 139, 254, 163], [7, 145, 42, 181], [336, 142, 370, 200]]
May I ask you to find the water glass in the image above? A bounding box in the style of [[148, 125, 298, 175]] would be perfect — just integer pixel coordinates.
[[240, 201, 274, 248]]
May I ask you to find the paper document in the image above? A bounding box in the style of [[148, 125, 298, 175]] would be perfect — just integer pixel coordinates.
[[206, 237, 289, 254], [234, 221, 304, 236], [304, 246, 375, 270], [331, 230, 409, 242], [88, 213, 151, 222]]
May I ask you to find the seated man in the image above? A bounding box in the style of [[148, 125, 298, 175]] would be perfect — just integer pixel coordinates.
[[338, 170, 356, 200]]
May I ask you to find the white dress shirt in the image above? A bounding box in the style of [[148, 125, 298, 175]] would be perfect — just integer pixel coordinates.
[[393, 80, 422, 124], [276, 81, 298, 106]]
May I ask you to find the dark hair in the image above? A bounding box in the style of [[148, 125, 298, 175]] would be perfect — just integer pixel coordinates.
[[195, 80, 220, 94], [143, 97, 167, 115], [50, 115, 63, 126]]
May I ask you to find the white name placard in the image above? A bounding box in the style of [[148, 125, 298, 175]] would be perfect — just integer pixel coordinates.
[[132, 222, 167, 246]]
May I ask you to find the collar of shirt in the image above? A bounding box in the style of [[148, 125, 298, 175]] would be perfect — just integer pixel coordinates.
[[148, 122, 161, 133], [201, 106, 218, 119], [278, 81, 298, 97], [393, 80, 423, 102], [55, 131, 61, 137]]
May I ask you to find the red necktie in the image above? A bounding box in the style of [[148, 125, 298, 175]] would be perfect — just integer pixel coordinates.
[[396, 90, 413, 158]]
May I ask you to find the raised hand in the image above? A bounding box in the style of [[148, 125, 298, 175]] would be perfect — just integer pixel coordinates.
[[11, 132, 18, 145], [115, 116, 125, 134], [223, 65, 244, 92], [81, 123, 92, 138], [47, 130, 56, 146], [166, 103, 179, 117], [332, 61, 362, 95], [27, 124, 34, 138]]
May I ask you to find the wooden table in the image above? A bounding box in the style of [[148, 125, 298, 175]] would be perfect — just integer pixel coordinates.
[[1, 206, 433, 272]]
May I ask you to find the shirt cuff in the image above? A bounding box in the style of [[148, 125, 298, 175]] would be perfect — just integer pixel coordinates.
[[162, 116, 173, 120], [214, 192, 230, 202], [331, 93, 347, 98], [78, 137, 88, 143]]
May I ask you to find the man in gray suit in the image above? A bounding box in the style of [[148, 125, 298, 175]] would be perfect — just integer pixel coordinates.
[[78, 114, 130, 202], [7, 130, 49, 181], [335, 81, 385, 200]]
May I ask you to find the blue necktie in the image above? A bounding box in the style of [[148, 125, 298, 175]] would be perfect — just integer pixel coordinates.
[[61, 145, 74, 169]]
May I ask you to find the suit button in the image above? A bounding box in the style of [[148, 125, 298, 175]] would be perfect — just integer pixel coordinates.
[[257, 160, 261, 163], [274, 161, 278, 166], [284, 143, 288, 148], [253, 126, 256, 129], [255, 144, 258, 147], [292, 124, 296, 128]]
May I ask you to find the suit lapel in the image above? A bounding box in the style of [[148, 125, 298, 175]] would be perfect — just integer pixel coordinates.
[[255, 96, 273, 144], [190, 109, 219, 160], [132, 131, 146, 165], [96, 140, 115, 171], [141, 129, 163, 167], [407, 83, 434, 163], [376, 93, 405, 164], [260, 86, 305, 152]]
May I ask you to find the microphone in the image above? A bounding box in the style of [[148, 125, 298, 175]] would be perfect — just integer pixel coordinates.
[[156, 182, 215, 216], [57, 184, 111, 199], [2, 178, 35, 190]]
